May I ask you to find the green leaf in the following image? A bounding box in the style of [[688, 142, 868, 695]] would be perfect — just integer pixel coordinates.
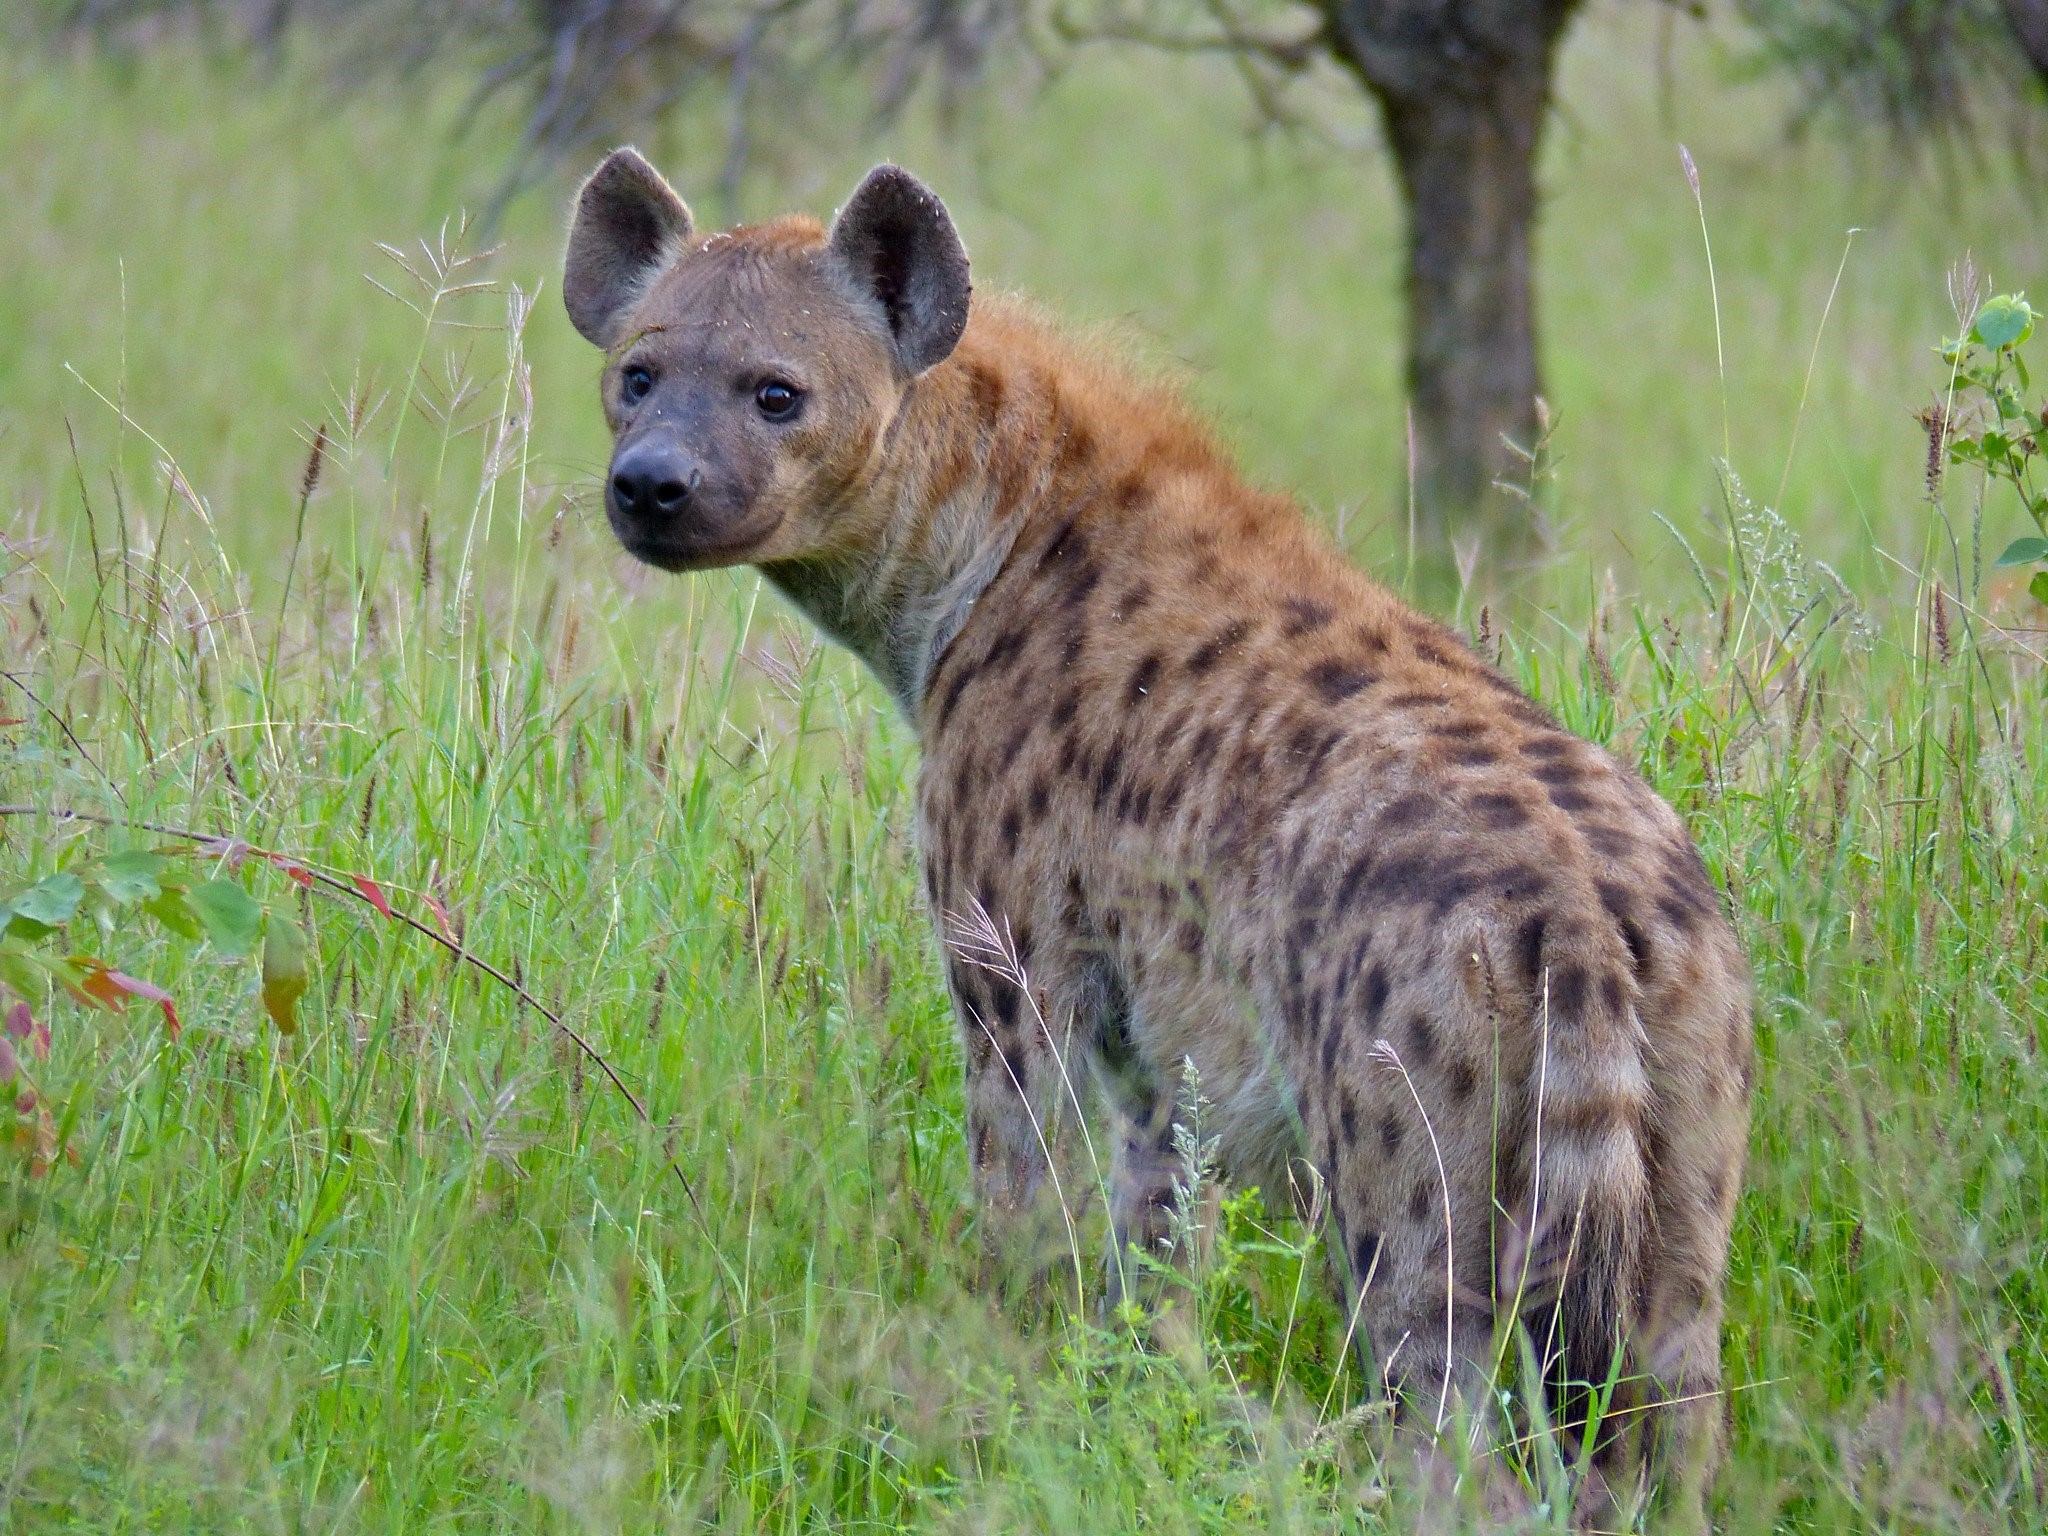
[[1972, 294, 2035, 350], [0, 941, 44, 1004], [96, 851, 166, 906], [9, 872, 85, 929], [188, 879, 263, 958], [144, 890, 203, 942], [2031, 570, 2048, 608], [261, 914, 309, 1036], [1994, 536, 2048, 567]]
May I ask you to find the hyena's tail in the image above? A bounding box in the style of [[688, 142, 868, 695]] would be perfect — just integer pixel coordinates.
[[1500, 953, 1655, 1455]]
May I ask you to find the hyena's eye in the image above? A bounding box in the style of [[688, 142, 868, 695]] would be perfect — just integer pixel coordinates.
[[755, 380, 803, 421], [619, 365, 655, 405]]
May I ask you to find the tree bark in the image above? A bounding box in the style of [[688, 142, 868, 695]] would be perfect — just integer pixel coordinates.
[[1320, 0, 1582, 559], [2002, 0, 2048, 83]]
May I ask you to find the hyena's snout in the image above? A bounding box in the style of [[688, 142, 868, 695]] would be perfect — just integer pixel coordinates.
[[607, 434, 701, 533]]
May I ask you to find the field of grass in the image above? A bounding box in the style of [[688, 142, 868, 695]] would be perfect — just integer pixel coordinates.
[[2, 7, 2046, 1532]]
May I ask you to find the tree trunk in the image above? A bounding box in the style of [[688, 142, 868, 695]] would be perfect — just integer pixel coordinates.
[[2002, 0, 2048, 82], [1321, 0, 1582, 561]]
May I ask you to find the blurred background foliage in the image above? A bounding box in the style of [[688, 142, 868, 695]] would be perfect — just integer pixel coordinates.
[[14, 0, 2048, 563]]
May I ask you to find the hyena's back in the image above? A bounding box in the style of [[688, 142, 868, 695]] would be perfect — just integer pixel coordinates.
[[919, 464, 1751, 1509]]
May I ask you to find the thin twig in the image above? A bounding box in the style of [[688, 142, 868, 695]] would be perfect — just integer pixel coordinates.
[[0, 802, 711, 1233]]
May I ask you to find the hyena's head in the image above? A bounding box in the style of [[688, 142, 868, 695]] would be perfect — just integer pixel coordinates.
[[563, 149, 970, 571]]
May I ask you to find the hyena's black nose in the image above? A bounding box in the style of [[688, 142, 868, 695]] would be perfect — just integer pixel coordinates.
[[609, 441, 701, 520]]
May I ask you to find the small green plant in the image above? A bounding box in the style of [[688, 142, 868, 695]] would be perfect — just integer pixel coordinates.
[[0, 838, 311, 1171], [1938, 291, 2048, 607]]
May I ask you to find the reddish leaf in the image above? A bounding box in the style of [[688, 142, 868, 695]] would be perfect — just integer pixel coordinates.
[[265, 852, 315, 888], [77, 967, 126, 1011], [105, 971, 182, 1041], [0, 716, 24, 727], [352, 875, 394, 918], [0, 1035, 16, 1083], [75, 963, 183, 1040], [200, 835, 253, 872], [424, 894, 458, 944], [6, 1000, 48, 1062]]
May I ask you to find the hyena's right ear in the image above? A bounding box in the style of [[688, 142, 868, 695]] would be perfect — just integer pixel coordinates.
[[563, 148, 693, 348]]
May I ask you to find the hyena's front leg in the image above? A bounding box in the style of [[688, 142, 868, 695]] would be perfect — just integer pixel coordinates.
[[943, 947, 1097, 1291]]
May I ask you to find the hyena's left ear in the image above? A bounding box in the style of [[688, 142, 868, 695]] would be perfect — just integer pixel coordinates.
[[827, 165, 971, 375], [563, 147, 694, 348]]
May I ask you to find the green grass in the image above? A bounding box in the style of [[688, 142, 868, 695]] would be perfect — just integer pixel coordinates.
[[3, 12, 2047, 1533]]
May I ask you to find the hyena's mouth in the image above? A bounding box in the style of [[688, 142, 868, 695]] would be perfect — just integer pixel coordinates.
[[608, 509, 778, 573]]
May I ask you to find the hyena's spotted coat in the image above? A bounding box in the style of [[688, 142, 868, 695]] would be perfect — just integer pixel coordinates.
[[564, 149, 1753, 1526]]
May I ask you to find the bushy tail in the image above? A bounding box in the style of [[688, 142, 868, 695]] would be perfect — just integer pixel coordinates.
[[1504, 961, 1655, 1454]]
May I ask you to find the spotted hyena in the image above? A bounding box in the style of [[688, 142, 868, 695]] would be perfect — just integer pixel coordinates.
[[563, 150, 1752, 1526]]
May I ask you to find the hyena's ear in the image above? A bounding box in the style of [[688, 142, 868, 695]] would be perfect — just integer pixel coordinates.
[[563, 147, 693, 348], [827, 165, 970, 375]]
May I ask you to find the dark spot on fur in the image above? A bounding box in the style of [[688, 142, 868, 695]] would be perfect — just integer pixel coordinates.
[[1116, 580, 1153, 616], [1127, 653, 1162, 703], [1583, 824, 1634, 859], [1306, 660, 1375, 703], [1449, 744, 1500, 768], [933, 659, 977, 732], [1280, 597, 1336, 638], [966, 362, 1006, 418], [1472, 791, 1529, 829], [1414, 639, 1454, 668], [1522, 734, 1575, 761], [1186, 620, 1253, 675], [1379, 792, 1433, 830], [1113, 472, 1148, 509], [1547, 787, 1597, 813], [1054, 422, 1096, 475], [1385, 689, 1446, 710], [1446, 1058, 1478, 1101], [1035, 512, 1086, 568], [1092, 739, 1127, 812], [1339, 1093, 1359, 1146], [1352, 1229, 1383, 1281], [1515, 913, 1546, 981], [1435, 718, 1489, 740], [1188, 723, 1225, 769], [1379, 1112, 1403, 1154], [989, 978, 1020, 1031], [1059, 560, 1103, 611], [1027, 777, 1052, 818], [1408, 1177, 1434, 1222], [999, 807, 1022, 853], [1362, 962, 1390, 1022], [1406, 1013, 1435, 1067], [1599, 972, 1625, 1015], [1549, 963, 1589, 1018], [1155, 774, 1189, 820], [1597, 882, 1651, 972]]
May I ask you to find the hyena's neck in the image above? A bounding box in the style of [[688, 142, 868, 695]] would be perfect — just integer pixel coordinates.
[[763, 307, 1172, 720]]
